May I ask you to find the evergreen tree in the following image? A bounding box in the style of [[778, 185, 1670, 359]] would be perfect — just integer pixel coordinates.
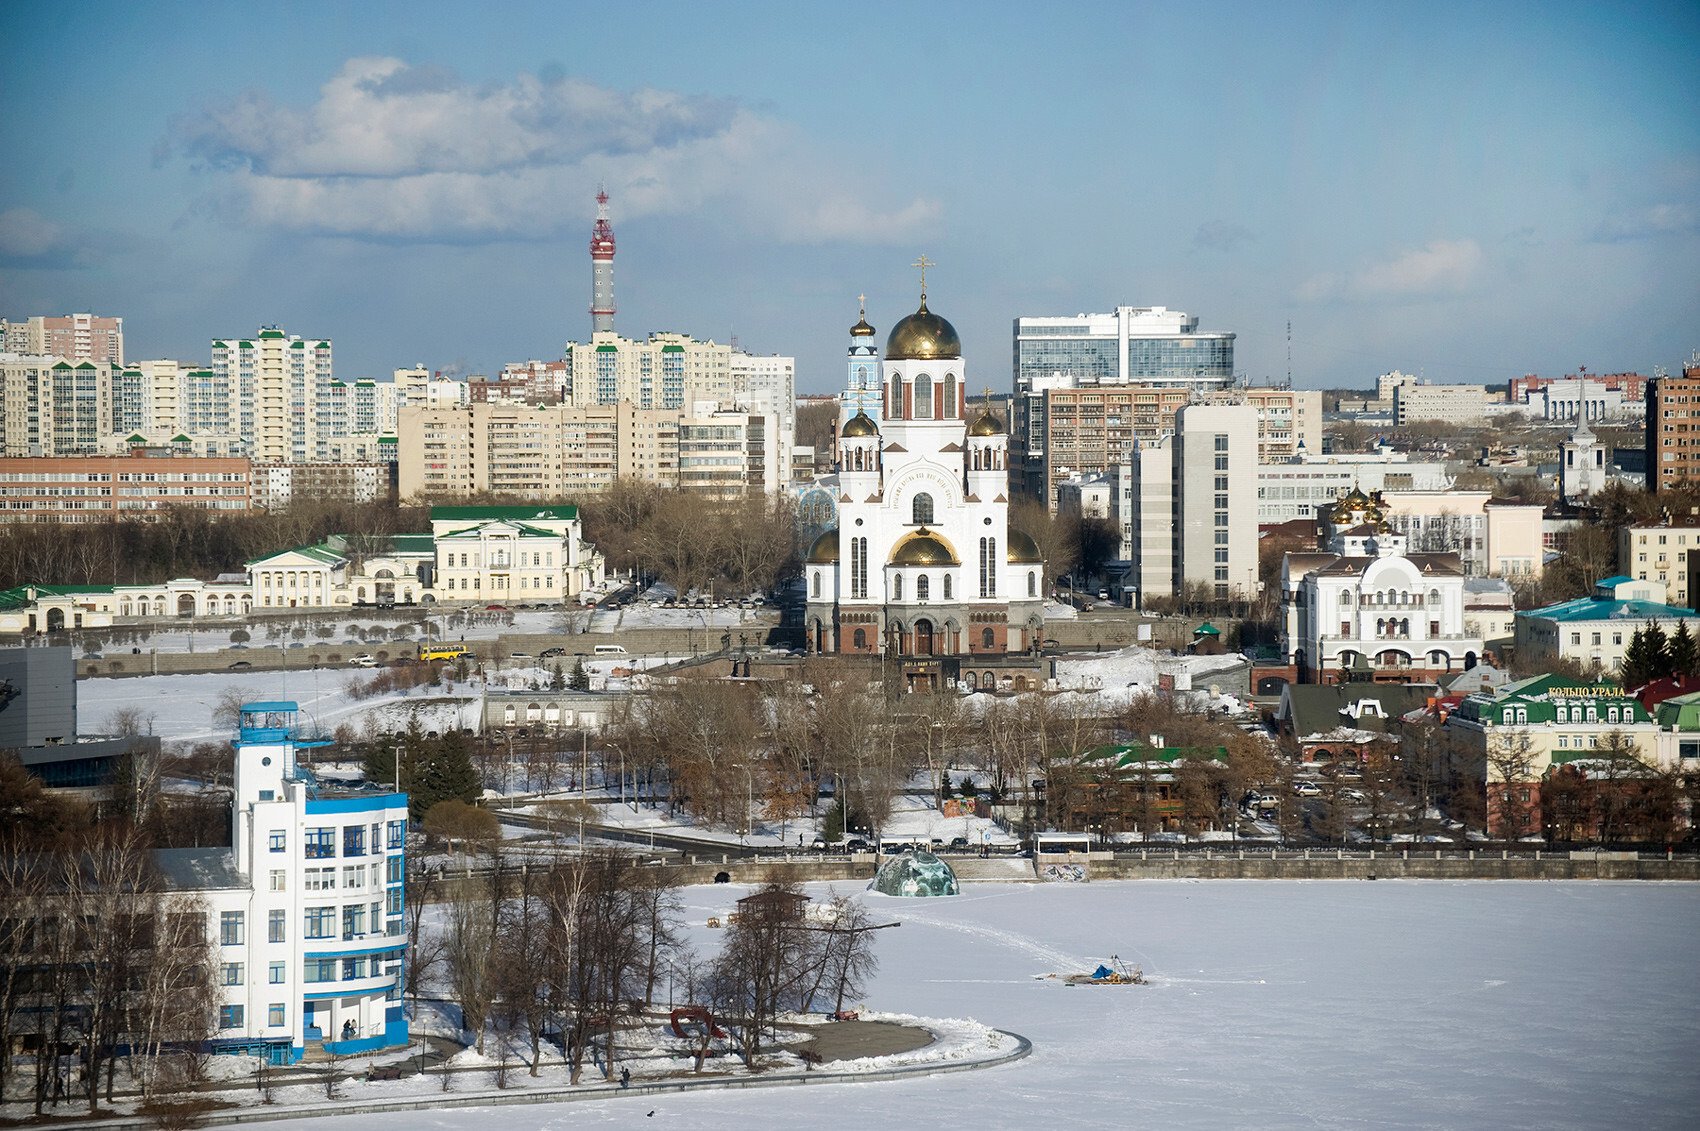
[[569, 656, 590, 691], [365, 719, 428, 793], [1620, 621, 1671, 691], [1669, 621, 1698, 680], [418, 729, 481, 816], [551, 662, 566, 691]]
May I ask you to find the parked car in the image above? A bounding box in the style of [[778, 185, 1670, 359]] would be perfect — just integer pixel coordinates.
[[844, 838, 871, 852], [539, 647, 566, 658], [485, 604, 507, 610], [949, 836, 970, 852], [350, 654, 378, 667], [1293, 781, 1322, 797], [227, 660, 251, 670]]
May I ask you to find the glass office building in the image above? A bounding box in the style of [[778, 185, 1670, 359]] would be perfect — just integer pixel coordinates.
[[1012, 307, 1234, 391]]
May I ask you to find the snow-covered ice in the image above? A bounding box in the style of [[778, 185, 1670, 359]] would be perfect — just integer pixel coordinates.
[[251, 879, 1699, 1131]]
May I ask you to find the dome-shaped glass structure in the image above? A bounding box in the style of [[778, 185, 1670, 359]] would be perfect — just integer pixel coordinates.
[[870, 850, 960, 897]]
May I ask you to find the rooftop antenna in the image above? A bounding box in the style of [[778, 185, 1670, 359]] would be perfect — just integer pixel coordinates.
[[1286, 320, 1291, 386]]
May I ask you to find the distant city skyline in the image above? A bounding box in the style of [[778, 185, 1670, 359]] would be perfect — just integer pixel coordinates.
[[1, 0, 1694, 393]]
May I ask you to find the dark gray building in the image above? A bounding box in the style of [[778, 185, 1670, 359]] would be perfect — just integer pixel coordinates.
[[1, 646, 155, 789]]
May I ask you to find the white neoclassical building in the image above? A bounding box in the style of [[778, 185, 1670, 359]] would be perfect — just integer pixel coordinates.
[[803, 287, 1045, 691], [1279, 489, 1483, 684]]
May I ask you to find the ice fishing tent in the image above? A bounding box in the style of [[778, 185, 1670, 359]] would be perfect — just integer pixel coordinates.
[[871, 851, 960, 897]]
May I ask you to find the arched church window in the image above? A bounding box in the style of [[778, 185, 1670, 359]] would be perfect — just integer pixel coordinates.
[[912, 492, 934, 525], [943, 374, 958, 418], [917, 575, 929, 602], [889, 375, 902, 418], [893, 573, 903, 601], [1028, 571, 1036, 596], [943, 575, 952, 599], [914, 374, 933, 419], [853, 629, 866, 649], [1340, 591, 1352, 607], [982, 627, 996, 649], [812, 572, 820, 598]]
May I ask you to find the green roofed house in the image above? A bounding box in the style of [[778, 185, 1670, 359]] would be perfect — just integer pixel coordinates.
[[1054, 742, 1228, 838], [1448, 671, 1663, 838]]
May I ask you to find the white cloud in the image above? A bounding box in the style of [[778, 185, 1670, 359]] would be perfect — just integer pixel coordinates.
[[162, 57, 936, 244], [1296, 238, 1485, 303]]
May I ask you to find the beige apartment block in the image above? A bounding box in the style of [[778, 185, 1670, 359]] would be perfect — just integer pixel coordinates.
[[0, 355, 114, 457], [1, 313, 124, 364], [399, 402, 684, 500], [1377, 490, 1543, 578]]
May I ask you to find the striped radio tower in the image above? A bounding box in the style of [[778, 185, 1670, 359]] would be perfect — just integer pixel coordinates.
[[589, 186, 616, 334]]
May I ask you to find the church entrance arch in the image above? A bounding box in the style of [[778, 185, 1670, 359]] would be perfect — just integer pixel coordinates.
[[914, 619, 934, 656], [176, 594, 196, 617]]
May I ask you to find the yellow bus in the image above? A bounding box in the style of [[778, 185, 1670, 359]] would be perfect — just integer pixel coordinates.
[[419, 643, 468, 662]]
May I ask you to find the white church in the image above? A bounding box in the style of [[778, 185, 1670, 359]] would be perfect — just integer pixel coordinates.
[[1279, 488, 1483, 684], [804, 279, 1045, 692]]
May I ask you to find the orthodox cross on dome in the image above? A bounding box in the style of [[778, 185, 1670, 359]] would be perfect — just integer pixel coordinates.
[[858, 292, 866, 313], [912, 255, 934, 299]]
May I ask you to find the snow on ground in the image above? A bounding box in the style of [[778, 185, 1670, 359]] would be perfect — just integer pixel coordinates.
[[76, 669, 478, 744], [254, 879, 1698, 1131]]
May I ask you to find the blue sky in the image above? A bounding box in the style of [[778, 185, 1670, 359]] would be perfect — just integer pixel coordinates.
[[1, 0, 1695, 393]]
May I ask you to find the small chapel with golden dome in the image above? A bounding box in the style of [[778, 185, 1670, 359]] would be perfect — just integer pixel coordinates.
[[804, 278, 1045, 688]]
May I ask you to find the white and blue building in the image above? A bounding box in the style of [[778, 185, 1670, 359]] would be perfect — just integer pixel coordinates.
[[180, 701, 408, 1063]]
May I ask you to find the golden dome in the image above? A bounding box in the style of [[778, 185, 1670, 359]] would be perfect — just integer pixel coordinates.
[[841, 410, 879, 438], [851, 315, 876, 337], [805, 528, 840, 564], [968, 410, 1004, 436], [885, 298, 961, 361], [1006, 528, 1043, 563], [888, 527, 959, 566]]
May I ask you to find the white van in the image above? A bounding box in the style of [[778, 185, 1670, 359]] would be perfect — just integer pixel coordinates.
[[592, 644, 628, 655]]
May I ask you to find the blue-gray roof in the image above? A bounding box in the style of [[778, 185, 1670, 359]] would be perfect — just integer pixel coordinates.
[[154, 848, 245, 892], [1521, 596, 1695, 623]]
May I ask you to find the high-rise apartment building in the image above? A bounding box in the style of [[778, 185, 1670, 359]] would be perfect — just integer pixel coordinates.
[[2, 313, 124, 364], [1647, 366, 1700, 492], [209, 329, 334, 462], [0, 356, 114, 457], [559, 331, 734, 411]]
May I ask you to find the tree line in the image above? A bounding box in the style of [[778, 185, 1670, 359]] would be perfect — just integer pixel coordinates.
[[0, 827, 218, 1118], [0, 499, 428, 591], [413, 853, 878, 1084]]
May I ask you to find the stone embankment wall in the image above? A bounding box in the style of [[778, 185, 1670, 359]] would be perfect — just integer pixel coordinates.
[[1083, 848, 1700, 882]]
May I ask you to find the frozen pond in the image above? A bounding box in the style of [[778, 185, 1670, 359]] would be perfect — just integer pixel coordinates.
[[255, 879, 1700, 1130]]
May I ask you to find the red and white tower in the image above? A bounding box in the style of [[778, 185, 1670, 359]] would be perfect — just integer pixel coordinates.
[[589, 187, 616, 335]]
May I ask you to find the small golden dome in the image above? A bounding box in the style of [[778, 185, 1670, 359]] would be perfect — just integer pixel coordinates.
[[851, 315, 875, 337], [1006, 528, 1043, 563], [805, 528, 840, 564], [888, 527, 959, 566], [841, 410, 879, 438], [885, 298, 961, 361], [968, 410, 1004, 437]]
